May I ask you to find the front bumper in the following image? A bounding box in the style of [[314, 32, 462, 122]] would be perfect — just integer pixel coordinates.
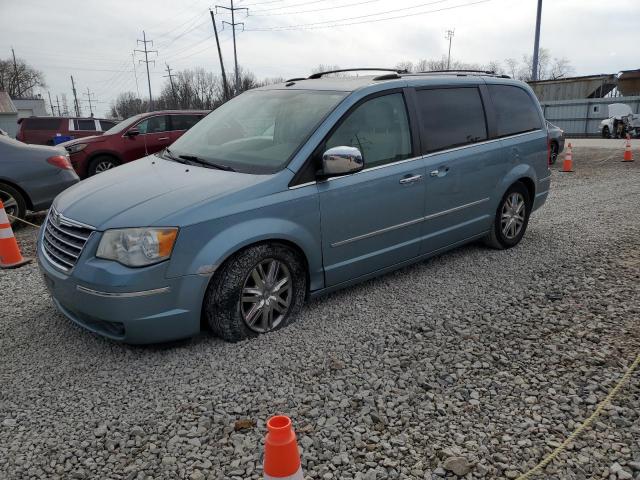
[[37, 231, 209, 344]]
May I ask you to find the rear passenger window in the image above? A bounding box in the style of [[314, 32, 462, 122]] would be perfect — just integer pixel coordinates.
[[75, 119, 97, 131], [325, 93, 412, 169], [100, 120, 116, 131], [172, 115, 201, 131], [24, 118, 61, 130], [488, 85, 542, 137], [416, 87, 487, 153]]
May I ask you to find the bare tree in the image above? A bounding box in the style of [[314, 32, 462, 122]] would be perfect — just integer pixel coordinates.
[[518, 48, 574, 81], [0, 57, 46, 98], [504, 58, 519, 79], [109, 92, 147, 120]]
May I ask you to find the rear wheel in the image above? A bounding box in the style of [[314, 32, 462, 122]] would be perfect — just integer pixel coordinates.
[[88, 156, 119, 176], [484, 182, 531, 250], [0, 183, 27, 228], [204, 243, 306, 342]]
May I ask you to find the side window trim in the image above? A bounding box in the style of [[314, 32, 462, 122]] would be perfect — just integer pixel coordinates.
[[289, 88, 415, 187], [413, 84, 489, 155]]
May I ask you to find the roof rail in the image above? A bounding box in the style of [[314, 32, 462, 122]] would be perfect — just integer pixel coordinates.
[[284, 77, 307, 82], [411, 70, 511, 78], [308, 68, 407, 79]]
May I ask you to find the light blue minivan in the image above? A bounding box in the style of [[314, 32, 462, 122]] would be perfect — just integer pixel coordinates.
[[37, 69, 551, 344]]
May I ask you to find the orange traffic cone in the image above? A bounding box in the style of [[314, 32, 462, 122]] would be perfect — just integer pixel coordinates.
[[623, 135, 634, 162], [0, 200, 31, 269], [264, 416, 303, 480], [562, 142, 574, 172]]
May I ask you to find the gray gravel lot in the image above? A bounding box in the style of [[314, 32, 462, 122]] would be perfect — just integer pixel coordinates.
[[1, 147, 639, 480]]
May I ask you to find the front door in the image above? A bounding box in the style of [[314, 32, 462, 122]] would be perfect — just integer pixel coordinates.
[[124, 115, 172, 162], [318, 92, 426, 286]]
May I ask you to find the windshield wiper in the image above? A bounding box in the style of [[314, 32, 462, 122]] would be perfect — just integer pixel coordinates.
[[178, 154, 235, 172], [162, 148, 187, 164]]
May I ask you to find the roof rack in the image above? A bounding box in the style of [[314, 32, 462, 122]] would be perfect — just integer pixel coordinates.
[[411, 70, 511, 78], [308, 68, 408, 79]]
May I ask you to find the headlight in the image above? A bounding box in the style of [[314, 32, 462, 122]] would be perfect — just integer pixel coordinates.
[[65, 143, 87, 154], [97, 227, 178, 267]]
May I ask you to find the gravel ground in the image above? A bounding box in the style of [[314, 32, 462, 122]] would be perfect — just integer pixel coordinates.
[[1, 147, 639, 480]]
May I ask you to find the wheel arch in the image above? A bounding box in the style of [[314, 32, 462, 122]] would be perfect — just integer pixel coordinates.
[[87, 150, 123, 166], [0, 178, 33, 210]]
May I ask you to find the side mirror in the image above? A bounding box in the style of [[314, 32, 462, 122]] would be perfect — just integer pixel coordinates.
[[321, 146, 364, 177], [126, 128, 140, 137]]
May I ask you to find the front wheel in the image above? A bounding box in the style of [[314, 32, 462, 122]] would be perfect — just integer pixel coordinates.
[[88, 156, 120, 177], [602, 126, 610, 139], [204, 243, 307, 342], [484, 182, 531, 250]]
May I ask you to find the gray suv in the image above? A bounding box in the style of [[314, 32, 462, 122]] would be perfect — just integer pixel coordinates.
[[38, 69, 551, 344]]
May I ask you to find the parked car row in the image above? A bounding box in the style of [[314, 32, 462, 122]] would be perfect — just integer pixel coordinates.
[[1, 110, 208, 224]]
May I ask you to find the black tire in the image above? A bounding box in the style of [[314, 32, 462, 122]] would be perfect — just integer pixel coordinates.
[[549, 141, 559, 165], [87, 156, 120, 177], [204, 243, 307, 342], [484, 182, 532, 250], [602, 126, 610, 139], [0, 183, 27, 229]]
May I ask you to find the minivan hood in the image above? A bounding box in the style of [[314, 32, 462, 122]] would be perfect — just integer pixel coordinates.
[[54, 156, 266, 230]]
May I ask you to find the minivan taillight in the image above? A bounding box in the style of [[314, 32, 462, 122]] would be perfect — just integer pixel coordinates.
[[47, 155, 73, 170]]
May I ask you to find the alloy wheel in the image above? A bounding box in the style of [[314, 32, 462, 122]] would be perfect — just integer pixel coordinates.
[[501, 192, 526, 240], [241, 258, 292, 333], [95, 161, 115, 173], [0, 190, 18, 224]]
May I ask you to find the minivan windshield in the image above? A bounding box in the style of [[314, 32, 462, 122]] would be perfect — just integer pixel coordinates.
[[167, 89, 347, 174], [102, 113, 147, 135]]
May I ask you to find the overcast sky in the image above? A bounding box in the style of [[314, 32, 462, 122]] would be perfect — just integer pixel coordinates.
[[1, 0, 638, 117]]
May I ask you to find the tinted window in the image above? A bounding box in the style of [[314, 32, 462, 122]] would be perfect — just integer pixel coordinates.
[[24, 118, 61, 130], [488, 85, 542, 137], [171, 115, 202, 131], [416, 87, 487, 152], [100, 120, 117, 131], [325, 93, 412, 169], [75, 119, 97, 131], [137, 115, 169, 134]]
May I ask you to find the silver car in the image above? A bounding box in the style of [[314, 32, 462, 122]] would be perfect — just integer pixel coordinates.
[[0, 136, 79, 226]]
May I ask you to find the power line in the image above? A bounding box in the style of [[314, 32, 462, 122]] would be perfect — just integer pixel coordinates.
[[131, 52, 141, 98], [163, 63, 178, 106], [135, 30, 158, 110], [245, 0, 490, 31], [82, 87, 98, 117], [248, 0, 381, 16]]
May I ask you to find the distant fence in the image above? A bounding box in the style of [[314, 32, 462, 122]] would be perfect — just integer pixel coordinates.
[[540, 96, 640, 137]]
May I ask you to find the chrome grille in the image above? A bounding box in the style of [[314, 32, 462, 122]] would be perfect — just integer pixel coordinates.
[[42, 208, 94, 271]]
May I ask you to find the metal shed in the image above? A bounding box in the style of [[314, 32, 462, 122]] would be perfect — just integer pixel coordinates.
[[0, 92, 18, 137]]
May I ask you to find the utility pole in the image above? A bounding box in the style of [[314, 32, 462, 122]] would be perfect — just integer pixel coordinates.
[[163, 63, 178, 108], [445, 29, 455, 70], [70, 75, 81, 116], [531, 0, 543, 80], [135, 31, 157, 111], [11, 47, 19, 96], [216, 1, 248, 94], [209, 9, 230, 100], [83, 87, 97, 117], [47, 91, 55, 116], [56, 95, 62, 116], [131, 52, 141, 98]]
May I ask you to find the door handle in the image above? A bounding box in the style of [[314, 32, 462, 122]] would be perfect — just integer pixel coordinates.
[[430, 167, 450, 177], [158, 137, 170, 141], [399, 174, 423, 185]]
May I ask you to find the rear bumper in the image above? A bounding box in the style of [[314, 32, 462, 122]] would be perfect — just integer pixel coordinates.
[[37, 236, 209, 344], [533, 174, 551, 212], [31, 170, 79, 212]]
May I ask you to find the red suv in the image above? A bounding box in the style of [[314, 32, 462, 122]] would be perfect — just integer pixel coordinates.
[[61, 110, 208, 178], [16, 117, 117, 145]]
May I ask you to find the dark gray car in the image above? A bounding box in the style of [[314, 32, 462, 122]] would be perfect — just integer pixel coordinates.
[[546, 120, 565, 164], [0, 136, 79, 226]]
